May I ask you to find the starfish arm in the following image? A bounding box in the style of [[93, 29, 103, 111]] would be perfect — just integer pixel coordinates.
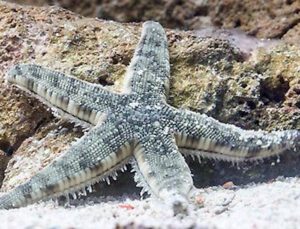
[[133, 130, 193, 214], [0, 117, 134, 209], [6, 64, 121, 125], [124, 21, 170, 99], [172, 109, 299, 162]]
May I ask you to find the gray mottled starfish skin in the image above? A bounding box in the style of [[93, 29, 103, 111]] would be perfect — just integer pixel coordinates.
[[0, 21, 299, 213]]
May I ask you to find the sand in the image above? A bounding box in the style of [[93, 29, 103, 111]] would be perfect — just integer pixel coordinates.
[[0, 176, 299, 229]]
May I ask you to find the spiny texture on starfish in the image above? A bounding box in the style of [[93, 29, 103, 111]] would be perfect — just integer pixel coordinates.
[[0, 21, 299, 212]]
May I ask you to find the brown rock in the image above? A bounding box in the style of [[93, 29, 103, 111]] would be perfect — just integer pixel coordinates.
[[209, 0, 300, 45], [222, 181, 235, 190], [0, 149, 12, 187], [5, 0, 300, 46], [1, 121, 82, 191], [5, 0, 211, 29], [283, 23, 300, 45]]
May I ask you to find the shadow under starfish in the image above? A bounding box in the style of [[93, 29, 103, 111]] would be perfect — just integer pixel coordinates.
[[0, 21, 299, 215]]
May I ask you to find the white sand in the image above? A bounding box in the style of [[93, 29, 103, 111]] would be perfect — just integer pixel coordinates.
[[0, 177, 299, 229]]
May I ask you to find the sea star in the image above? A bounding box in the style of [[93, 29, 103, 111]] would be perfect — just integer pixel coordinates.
[[0, 21, 299, 214]]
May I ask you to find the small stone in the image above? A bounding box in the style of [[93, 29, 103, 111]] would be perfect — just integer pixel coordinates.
[[222, 181, 236, 190]]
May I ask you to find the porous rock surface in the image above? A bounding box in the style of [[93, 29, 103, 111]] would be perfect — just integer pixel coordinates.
[[0, 1, 299, 206], [5, 0, 300, 46]]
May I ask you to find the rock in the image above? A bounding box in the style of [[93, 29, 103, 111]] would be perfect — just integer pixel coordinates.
[[0, 149, 12, 187], [283, 23, 300, 45], [5, 0, 300, 46], [209, 0, 300, 45], [0, 2, 299, 190], [5, 0, 211, 29]]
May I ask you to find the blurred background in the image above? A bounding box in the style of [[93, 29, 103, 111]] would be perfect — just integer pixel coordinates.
[[4, 0, 300, 45]]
